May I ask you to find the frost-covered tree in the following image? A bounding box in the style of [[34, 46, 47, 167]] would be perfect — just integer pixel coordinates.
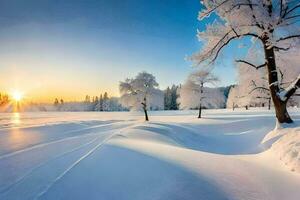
[[237, 47, 300, 109], [178, 69, 222, 118], [194, 0, 300, 123], [236, 52, 272, 109], [249, 78, 272, 109], [119, 72, 163, 121], [226, 85, 239, 110]]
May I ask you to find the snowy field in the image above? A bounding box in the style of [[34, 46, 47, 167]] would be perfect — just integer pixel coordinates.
[[0, 109, 300, 200]]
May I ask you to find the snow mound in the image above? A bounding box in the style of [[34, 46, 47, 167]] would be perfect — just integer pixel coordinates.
[[266, 127, 300, 173]]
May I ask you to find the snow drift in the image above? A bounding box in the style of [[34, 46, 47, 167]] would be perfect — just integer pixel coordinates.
[[264, 124, 300, 173]]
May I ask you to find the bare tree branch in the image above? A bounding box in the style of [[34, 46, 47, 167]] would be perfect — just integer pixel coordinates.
[[256, 96, 271, 99], [274, 45, 291, 51], [277, 34, 300, 42], [225, 3, 258, 14], [280, 0, 284, 17], [247, 0, 264, 29], [200, 0, 230, 19], [235, 60, 266, 70], [249, 87, 270, 95], [284, 3, 300, 17], [285, 14, 300, 21], [206, 33, 260, 65], [279, 69, 284, 83]]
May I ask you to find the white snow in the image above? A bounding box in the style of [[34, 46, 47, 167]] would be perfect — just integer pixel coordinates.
[[263, 121, 300, 173], [0, 109, 300, 200]]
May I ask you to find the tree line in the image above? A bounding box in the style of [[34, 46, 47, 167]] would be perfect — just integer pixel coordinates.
[[52, 92, 126, 112], [119, 71, 227, 121]]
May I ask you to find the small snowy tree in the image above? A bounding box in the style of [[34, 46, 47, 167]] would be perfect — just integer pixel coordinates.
[[178, 69, 221, 118], [226, 85, 239, 110], [119, 72, 163, 121], [194, 0, 300, 124]]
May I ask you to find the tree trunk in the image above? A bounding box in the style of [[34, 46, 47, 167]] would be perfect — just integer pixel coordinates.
[[198, 103, 202, 118], [198, 83, 203, 119], [263, 41, 293, 123], [143, 107, 149, 121], [273, 100, 292, 123], [142, 97, 149, 121], [268, 98, 271, 110]]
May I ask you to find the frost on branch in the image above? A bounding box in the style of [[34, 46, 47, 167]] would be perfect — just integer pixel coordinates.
[[235, 48, 271, 108], [193, 0, 300, 65], [275, 45, 300, 102], [233, 45, 300, 108], [278, 74, 300, 102]]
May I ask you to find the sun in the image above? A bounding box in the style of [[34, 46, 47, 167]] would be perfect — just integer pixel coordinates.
[[12, 91, 24, 102]]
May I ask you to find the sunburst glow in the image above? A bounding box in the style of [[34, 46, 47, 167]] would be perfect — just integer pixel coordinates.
[[12, 90, 24, 102]]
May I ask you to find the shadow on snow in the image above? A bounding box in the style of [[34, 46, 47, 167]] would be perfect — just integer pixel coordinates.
[[133, 116, 281, 155]]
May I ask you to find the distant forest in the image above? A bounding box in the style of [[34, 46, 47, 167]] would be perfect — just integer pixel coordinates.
[[0, 85, 232, 112]]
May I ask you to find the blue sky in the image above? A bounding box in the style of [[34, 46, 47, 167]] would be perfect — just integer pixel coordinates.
[[0, 0, 240, 101]]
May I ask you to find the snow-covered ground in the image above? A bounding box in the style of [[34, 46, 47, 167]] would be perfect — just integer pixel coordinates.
[[0, 109, 300, 200]]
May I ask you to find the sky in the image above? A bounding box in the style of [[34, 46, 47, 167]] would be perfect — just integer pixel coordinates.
[[0, 0, 241, 103]]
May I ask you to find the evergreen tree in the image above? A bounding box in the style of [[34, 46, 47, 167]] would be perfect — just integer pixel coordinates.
[[93, 96, 99, 111], [85, 95, 91, 103], [103, 92, 109, 111], [170, 85, 179, 110], [99, 94, 104, 111], [164, 85, 179, 110], [119, 72, 163, 121], [164, 87, 171, 110]]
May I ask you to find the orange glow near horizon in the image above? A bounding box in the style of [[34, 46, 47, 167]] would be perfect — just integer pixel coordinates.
[[3, 88, 119, 103], [0, 65, 121, 103]]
